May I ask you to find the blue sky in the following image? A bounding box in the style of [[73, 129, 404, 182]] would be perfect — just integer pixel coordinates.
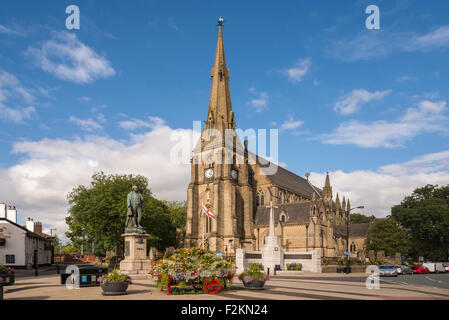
[[0, 0, 448, 235]]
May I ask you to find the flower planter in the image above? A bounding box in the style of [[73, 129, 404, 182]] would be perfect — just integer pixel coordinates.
[[100, 282, 129, 295], [0, 275, 15, 286], [242, 279, 265, 290]]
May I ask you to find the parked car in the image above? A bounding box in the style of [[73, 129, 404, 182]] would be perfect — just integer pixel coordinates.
[[423, 262, 446, 273], [399, 265, 413, 275], [379, 265, 398, 277], [443, 264, 449, 273], [395, 266, 402, 274], [410, 265, 429, 274]]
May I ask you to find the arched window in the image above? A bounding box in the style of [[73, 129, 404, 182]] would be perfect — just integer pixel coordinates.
[[206, 216, 212, 233], [256, 192, 260, 206], [260, 192, 265, 206], [281, 215, 286, 222], [350, 241, 356, 252]]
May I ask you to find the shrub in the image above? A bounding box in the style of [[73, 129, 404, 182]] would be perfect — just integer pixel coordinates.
[[0, 265, 15, 275], [286, 263, 302, 271], [321, 257, 329, 265]]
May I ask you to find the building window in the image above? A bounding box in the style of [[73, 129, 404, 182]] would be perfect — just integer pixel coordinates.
[[6, 254, 15, 264], [256, 192, 260, 206], [350, 241, 356, 252], [205, 216, 212, 233], [260, 192, 264, 206], [280, 215, 286, 222]]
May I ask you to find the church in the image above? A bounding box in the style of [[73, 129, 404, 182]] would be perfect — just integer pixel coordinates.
[[183, 21, 372, 260]]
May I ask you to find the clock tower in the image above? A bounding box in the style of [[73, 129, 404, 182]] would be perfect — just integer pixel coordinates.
[[184, 20, 256, 254]]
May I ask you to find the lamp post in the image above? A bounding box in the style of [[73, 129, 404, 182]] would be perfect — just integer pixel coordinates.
[[345, 206, 364, 274]]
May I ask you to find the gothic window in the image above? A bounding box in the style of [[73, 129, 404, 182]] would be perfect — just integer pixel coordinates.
[[256, 192, 260, 206], [205, 216, 212, 233], [350, 241, 356, 252], [260, 192, 265, 206], [286, 193, 289, 203], [280, 212, 286, 223]]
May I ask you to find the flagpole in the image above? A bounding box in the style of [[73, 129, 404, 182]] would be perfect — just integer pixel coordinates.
[[202, 207, 205, 249]]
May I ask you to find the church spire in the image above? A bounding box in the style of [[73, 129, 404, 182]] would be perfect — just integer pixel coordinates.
[[322, 171, 333, 201], [205, 18, 235, 132]]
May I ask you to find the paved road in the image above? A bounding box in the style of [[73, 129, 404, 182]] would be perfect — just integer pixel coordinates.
[[4, 272, 449, 300], [380, 273, 449, 290]]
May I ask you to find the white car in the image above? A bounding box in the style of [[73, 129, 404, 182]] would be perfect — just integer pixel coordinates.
[[443, 264, 449, 272]]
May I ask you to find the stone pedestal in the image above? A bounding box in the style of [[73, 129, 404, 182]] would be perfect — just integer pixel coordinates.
[[119, 233, 151, 279]]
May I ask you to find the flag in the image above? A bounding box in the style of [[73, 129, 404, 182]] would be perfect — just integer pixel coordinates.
[[202, 203, 217, 220]]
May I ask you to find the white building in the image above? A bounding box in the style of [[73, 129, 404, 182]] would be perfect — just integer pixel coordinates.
[[0, 202, 54, 267]]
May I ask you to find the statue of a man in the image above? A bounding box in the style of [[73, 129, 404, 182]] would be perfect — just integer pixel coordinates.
[[125, 185, 145, 233]]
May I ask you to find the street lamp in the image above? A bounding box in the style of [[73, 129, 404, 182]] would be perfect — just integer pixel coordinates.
[[345, 206, 364, 274]]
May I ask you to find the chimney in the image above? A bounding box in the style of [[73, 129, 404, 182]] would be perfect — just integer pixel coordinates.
[[34, 221, 42, 234], [26, 217, 34, 232], [7, 205, 17, 223], [0, 203, 6, 219]]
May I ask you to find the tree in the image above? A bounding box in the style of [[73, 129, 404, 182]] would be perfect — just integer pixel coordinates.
[[66, 172, 177, 255], [367, 218, 409, 256], [391, 184, 449, 261], [164, 200, 187, 229], [349, 213, 371, 224]]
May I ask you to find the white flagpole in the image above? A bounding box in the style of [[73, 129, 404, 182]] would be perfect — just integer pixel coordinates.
[[201, 207, 205, 249]]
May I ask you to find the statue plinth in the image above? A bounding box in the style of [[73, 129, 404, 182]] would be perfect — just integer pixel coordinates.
[[119, 233, 151, 279]]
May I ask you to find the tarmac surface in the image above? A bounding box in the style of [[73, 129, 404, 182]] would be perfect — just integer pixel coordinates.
[[3, 268, 449, 300]]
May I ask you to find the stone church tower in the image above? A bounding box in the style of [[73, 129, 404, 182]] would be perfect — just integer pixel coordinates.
[[184, 23, 255, 254]]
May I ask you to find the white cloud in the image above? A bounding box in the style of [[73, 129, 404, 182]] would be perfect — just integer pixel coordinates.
[[0, 119, 192, 239], [25, 31, 115, 83], [320, 100, 448, 148], [119, 116, 165, 130], [247, 88, 269, 112], [408, 25, 449, 51], [280, 116, 303, 131], [309, 150, 449, 217], [69, 116, 103, 132], [0, 71, 37, 123], [327, 25, 449, 61], [285, 59, 311, 82], [79, 96, 91, 102], [333, 89, 392, 115], [396, 76, 418, 82], [0, 24, 24, 36]]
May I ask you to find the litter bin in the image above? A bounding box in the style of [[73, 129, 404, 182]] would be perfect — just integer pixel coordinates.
[[60, 265, 108, 287]]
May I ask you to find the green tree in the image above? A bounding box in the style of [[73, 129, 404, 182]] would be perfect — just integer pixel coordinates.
[[350, 213, 371, 224], [391, 184, 449, 261], [367, 218, 409, 256], [66, 172, 177, 255], [164, 200, 187, 229]]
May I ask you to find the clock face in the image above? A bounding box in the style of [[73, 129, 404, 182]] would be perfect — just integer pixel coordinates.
[[231, 169, 238, 180], [205, 168, 214, 179]]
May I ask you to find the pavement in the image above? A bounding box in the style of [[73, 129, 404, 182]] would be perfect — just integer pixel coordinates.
[[3, 271, 449, 300]]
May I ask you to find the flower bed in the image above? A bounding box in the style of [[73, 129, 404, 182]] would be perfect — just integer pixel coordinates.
[[149, 247, 235, 295], [286, 263, 302, 271], [0, 265, 15, 286]]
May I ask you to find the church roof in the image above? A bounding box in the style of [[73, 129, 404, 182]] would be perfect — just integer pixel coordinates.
[[254, 202, 311, 227], [333, 223, 372, 238], [254, 156, 321, 199]]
